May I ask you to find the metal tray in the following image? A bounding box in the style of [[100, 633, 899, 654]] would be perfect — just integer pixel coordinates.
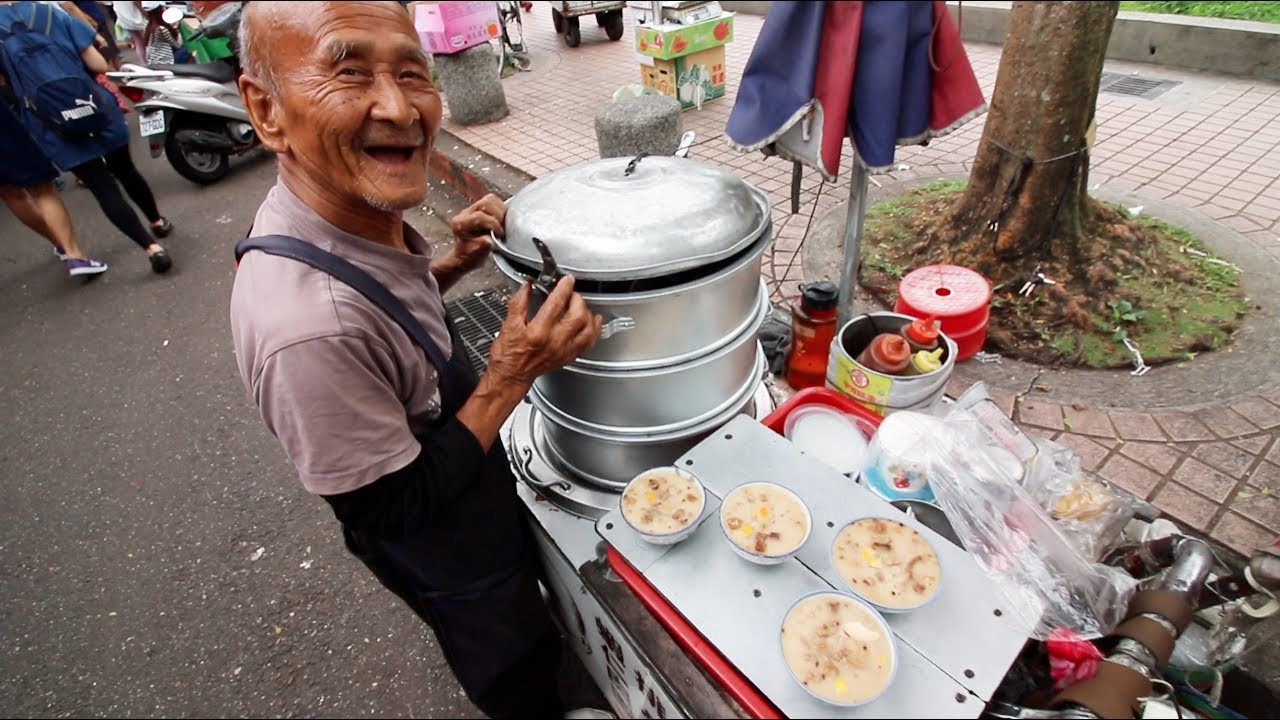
[[598, 415, 1030, 717]]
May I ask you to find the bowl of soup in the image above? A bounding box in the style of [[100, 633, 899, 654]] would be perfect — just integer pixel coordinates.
[[831, 517, 943, 612], [620, 466, 706, 545], [719, 481, 811, 564], [780, 591, 898, 707]]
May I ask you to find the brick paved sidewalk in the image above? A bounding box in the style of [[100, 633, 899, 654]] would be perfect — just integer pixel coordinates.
[[438, 9, 1280, 555]]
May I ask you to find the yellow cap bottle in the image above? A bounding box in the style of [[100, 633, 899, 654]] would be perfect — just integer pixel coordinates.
[[907, 348, 945, 375]]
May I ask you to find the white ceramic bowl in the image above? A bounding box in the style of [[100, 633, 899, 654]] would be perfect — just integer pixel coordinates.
[[829, 516, 943, 613], [620, 466, 707, 546], [718, 481, 812, 565], [779, 590, 899, 707]]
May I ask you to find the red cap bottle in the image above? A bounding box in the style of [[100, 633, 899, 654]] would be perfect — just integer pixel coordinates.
[[856, 333, 912, 375], [901, 316, 940, 353]]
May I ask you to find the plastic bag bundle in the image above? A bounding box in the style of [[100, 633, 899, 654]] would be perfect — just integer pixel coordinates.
[[914, 409, 1139, 640]]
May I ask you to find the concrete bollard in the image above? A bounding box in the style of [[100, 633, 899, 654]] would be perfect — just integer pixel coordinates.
[[595, 94, 683, 159], [434, 45, 509, 126]]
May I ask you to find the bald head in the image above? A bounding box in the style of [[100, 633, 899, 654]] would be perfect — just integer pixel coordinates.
[[239, 0, 411, 96]]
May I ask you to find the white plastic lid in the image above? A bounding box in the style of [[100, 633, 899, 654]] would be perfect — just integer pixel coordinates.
[[784, 405, 871, 475]]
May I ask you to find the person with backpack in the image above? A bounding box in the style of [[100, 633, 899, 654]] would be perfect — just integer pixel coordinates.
[[0, 0, 174, 273], [1, 79, 108, 277]]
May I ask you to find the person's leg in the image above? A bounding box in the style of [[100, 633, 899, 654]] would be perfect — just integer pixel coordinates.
[[1, 183, 108, 275], [0, 184, 56, 246], [103, 145, 169, 234], [70, 157, 171, 273], [343, 529, 567, 718], [25, 182, 86, 258]]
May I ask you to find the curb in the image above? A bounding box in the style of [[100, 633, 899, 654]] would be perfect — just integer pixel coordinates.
[[429, 129, 535, 203]]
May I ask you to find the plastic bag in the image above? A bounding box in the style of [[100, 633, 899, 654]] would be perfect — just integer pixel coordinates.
[[1022, 438, 1140, 561], [917, 409, 1139, 640]]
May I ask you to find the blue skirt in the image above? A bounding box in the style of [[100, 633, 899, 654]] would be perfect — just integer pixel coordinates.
[[0, 101, 59, 188]]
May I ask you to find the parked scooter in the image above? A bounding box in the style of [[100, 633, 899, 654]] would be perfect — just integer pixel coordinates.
[[107, 3, 252, 185]]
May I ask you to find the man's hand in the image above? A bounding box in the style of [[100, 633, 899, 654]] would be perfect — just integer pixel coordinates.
[[430, 194, 505, 293], [453, 276, 601, 450], [449, 193, 505, 273], [487, 277, 602, 386]]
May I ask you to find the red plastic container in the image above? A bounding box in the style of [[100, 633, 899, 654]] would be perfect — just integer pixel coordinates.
[[895, 264, 992, 361], [605, 388, 884, 718]]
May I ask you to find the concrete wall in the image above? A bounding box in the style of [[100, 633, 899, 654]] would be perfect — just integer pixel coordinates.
[[711, 1, 1280, 81], [946, 1, 1280, 81]]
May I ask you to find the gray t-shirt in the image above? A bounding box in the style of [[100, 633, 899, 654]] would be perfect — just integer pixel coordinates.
[[230, 181, 453, 496]]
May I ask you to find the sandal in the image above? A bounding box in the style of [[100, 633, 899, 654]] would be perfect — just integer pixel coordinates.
[[151, 217, 174, 239], [148, 247, 173, 274]]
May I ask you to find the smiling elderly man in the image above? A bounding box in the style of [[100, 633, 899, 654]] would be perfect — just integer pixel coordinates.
[[227, 2, 603, 717]]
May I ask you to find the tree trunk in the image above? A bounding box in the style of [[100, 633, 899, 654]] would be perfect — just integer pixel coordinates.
[[947, 1, 1118, 263]]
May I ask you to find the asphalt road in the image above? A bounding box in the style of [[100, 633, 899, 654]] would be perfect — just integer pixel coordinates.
[[0, 135, 504, 717]]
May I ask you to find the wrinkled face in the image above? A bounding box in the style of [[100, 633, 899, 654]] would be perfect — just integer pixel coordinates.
[[270, 2, 442, 212]]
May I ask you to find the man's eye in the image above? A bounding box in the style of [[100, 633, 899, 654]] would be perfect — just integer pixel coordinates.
[[400, 70, 428, 82], [339, 67, 366, 77]]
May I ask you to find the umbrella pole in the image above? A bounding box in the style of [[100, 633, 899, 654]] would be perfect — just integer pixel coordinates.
[[836, 162, 870, 329]]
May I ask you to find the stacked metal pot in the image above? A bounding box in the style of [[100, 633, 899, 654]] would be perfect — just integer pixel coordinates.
[[494, 155, 772, 489]]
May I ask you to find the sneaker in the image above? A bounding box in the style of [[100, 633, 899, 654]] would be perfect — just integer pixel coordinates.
[[54, 246, 67, 260], [67, 258, 108, 277]]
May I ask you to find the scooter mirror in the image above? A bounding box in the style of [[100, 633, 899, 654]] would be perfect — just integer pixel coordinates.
[[161, 7, 184, 25]]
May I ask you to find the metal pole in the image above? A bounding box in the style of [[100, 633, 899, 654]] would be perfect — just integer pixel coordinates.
[[836, 162, 870, 329]]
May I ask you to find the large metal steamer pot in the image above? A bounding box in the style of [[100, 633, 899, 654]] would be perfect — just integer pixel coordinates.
[[495, 155, 771, 486], [495, 155, 771, 368], [490, 237, 768, 370], [530, 358, 765, 488], [528, 288, 769, 427]]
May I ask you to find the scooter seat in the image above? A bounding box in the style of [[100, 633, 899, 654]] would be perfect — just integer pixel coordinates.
[[149, 62, 237, 84]]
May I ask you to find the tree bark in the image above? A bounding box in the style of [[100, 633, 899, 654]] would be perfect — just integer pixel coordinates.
[[947, 1, 1118, 263]]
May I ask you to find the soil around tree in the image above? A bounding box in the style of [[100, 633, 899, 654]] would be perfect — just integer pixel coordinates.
[[858, 181, 1249, 369]]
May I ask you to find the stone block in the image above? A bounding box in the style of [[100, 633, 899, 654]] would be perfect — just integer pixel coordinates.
[[435, 45, 509, 126], [595, 94, 682, 160]]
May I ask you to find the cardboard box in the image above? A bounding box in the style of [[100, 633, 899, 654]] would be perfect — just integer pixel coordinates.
[[640, 45, 727, 110], [634, 12, 733, 60], [412, 1, 500, 55]]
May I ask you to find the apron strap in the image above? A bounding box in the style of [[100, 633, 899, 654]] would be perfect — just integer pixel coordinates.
[[235, 234, 466, 407]]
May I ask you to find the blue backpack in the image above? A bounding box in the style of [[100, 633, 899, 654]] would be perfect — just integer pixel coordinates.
[[0, 2, 112, 138]]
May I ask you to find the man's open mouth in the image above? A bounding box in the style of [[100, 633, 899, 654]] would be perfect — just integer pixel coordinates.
[[363, 146, 418, 165]]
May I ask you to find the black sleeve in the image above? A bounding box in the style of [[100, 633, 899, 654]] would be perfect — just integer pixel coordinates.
[[321, 416, 489, 540]]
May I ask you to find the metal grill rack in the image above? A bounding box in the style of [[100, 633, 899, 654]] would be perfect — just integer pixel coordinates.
[[445, 288, 511, 375]]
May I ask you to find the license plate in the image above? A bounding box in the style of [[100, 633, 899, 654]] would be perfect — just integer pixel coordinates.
[[139, 111, 165, 137]]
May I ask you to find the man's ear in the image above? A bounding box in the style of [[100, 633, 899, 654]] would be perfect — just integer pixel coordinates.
[[239, 75, 288, 154]]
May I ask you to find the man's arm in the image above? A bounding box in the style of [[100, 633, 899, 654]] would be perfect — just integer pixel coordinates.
[[321, 279, 601, 539]]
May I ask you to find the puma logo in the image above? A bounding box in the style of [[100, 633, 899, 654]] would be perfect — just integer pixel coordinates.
[[60, 95, 98, 121]]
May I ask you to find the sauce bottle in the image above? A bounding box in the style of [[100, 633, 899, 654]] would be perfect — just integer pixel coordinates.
[[856, 333, 911, 375], [900, 316, 941, 353], [906, 347, 945, 375], [784, 281, 839, 389]]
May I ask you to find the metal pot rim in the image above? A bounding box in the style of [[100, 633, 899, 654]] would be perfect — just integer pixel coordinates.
[[531, 347, 766, 439], [562, 288, 769, 373], [497, 158, 770, 281]]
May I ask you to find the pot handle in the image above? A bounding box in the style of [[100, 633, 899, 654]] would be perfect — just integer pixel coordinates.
[[623, 153, 647, 176], [598, 315, 636, 340]]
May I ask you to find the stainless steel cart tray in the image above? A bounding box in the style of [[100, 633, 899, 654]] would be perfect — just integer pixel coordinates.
[[598, 415, 1030, 718]]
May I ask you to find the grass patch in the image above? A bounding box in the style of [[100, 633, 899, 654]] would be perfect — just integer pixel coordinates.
[[1120, 1, 1280, 23], [859, 181, 1250, 369]]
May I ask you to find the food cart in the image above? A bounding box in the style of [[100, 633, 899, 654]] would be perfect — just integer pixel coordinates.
[[551, 1, 627, 47], [438, 152, 1272, 719]]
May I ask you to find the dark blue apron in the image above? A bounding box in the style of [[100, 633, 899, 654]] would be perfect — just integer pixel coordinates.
[[234, 235, 562, 717]]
